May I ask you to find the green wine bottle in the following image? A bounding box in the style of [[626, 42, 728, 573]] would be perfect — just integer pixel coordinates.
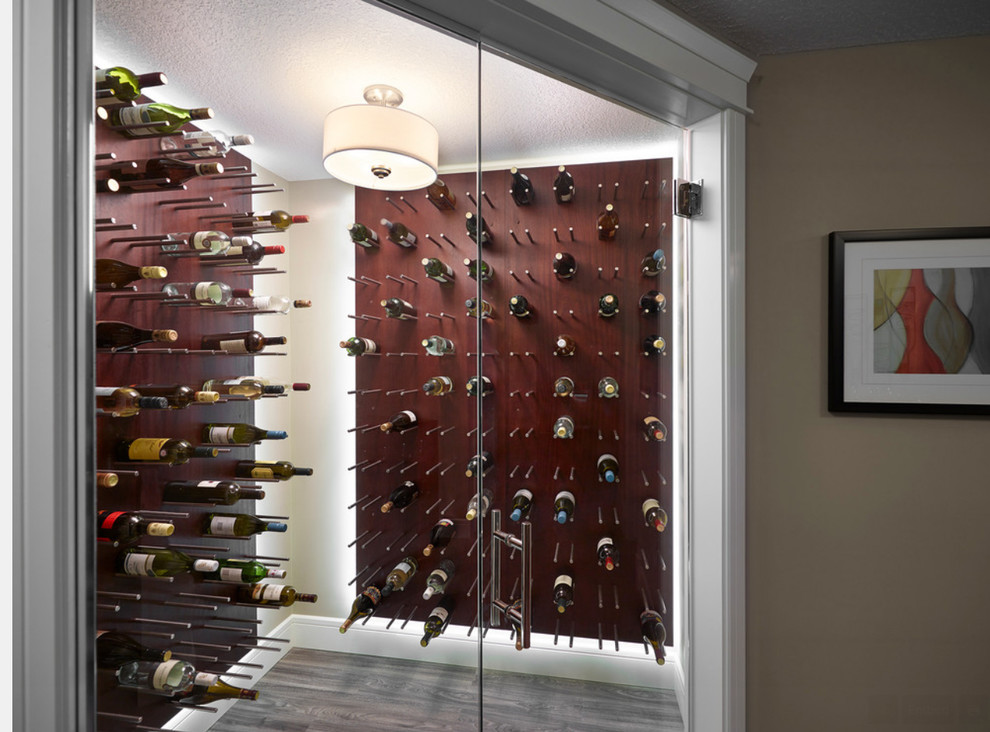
[[203, 513, 288, 537], [421, 596, 455, 647], [235, 460, 313, 481], [114, 437, 218, 466], [236, 583, 317, 607], [117, 547, 219, 577], [202, 422, 288, 445], [199, 558, 286, 583], [108, 101, 213, 138], [95, 66, 167, 102]]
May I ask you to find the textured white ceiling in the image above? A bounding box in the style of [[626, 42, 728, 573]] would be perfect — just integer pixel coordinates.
[[657, 0, 990, 57], [95, 0, 679, 182]]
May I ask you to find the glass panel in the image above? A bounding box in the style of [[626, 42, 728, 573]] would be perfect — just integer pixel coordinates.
[[92, 2, 483, 729], [477, 46, 685, 730]]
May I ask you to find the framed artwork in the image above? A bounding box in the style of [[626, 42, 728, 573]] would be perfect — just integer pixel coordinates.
[[828, 227, 990, 414]]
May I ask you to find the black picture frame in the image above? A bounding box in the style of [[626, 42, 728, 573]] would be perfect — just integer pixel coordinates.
[[828, 226, 990, 415]]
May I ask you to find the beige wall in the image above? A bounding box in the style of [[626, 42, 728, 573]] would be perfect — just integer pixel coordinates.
[[746, 36, 990, 731]]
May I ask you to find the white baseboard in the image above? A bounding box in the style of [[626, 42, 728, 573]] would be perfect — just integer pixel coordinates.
[[164, 613, 685, 731]]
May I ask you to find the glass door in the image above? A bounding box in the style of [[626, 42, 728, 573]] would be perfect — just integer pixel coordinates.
[[476, 46, 686, 731]]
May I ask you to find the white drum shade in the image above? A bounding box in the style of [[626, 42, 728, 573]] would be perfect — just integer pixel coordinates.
[[323, 103, 439, 191]]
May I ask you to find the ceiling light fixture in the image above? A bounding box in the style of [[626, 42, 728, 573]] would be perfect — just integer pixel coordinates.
[[322, 84, 438, 191]]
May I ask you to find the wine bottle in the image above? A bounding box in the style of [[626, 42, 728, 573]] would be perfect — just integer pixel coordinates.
[[96, 630, 170, 669], [132, 384, 220, 408], [597, 203, 619, 240], [596, 537, 619, 570], [553, 415, 575, 439], [202, 422, 288, 445], [115, 659, 196, 696], [233, 210, 309, 231], [509, 489, 533, 521], [640, 610, 666, 665], [235, 583, 318, 607], [422, 376, 453, 396], [115, 438, 217, 466], [553, 252, 577, 279], [380, 481, 419, 513], [177, 674, 259, 705], [200, 378, 281, 400], [380, 410, 417, 433], [95, 259, 167, 289], [108, 101, 213, 137], [200, 241, 284, 265], [425, 179, 456, 210], [382, 555, 419, 597], [598, 293, 619, 317], [420, 596, 455, 647], [639, 290, 667, 314], [641, 248, 666, 276], [203, 513, 287, 538], [465, 212, 491, 245], [200, 558, 286, 584], [423, 518, 456, 556], [465, 488, 494, 521], [554, 334, 576, 357], [95, 387, 169, 417], [223, 376, 309, 393], [552, 574, 574, 613], [464, 257, 493, 281], [244, 295, 311, 314], [161, 280, 252, 306], [339, 584, 382, 633], [163, 480, 265, 505], [642, 416, 668, 442], [117, 547, 219, 577], [509, 167, 535, 206], [466, 375, 494, 398], [464, 451, 493, 479], [161, 129, 254, 158], [201, 330, 286, 354], [379, 218, 417, 247], [421, 257, 455, 284], [235, 460, 313, 481], [97, 510, 174, 547], [422, 335, 455, 356], [597, 376, 619, 398], [553, 490, 576, 524], [381, 297, 416, 320], [348, 222, 379, 248], [161, 230, 239, 256], [339, 336, 378, 356], [642, 498, 668, 532], [119, 158, 223, 188], [508, 295, 531, 318], [422, 559, 455, 599], [597, 453, 619, 483], [643, 336, 667, 356], [96, 321, 177, 349], [465, 297, 493, 319], [553, 376, 575, 398], [553, 165, 575, 203], [95, 66, 167, 103]]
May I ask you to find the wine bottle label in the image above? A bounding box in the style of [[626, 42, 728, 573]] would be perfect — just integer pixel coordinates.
[[127, 438, 170, 461], [642, 498, 661, 513], [431, 607, 450, 623], [597, 537, 614, 551], [514, 489, 533, 500], [554, 574, 573, 588], [207, 427, 237, 444], [123, 552, 158, 576], [116, 105, 157, 136], [260, 584, 285, 602], [192, 232, 221, 251], [194, 282, 216, 301], [197, 480, 221, 487], [394, 561, 413, 576], [250, 467, 275, 480], [152, 660, 183, 690], [100, 510, 125, 530], [218, 338, 249, 353], [432, 569, 449, 583], [399, 410, 417, 424], [220, 567, 245, 581], [94, 387, 118, 397], [194, 673, 219, 687], [556, 491, 575, 503], [209, 516, 238, 535]]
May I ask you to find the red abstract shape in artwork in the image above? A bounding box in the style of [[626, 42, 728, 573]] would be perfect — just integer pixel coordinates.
[[895, 269, 945, 374]]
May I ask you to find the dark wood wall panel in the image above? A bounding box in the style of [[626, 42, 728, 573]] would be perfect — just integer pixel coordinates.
[[353, 159, 673, 648], [94, 109, 288, 729]]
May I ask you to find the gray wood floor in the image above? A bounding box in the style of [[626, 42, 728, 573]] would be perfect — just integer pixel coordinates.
[[210, 648, 684, 731]]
